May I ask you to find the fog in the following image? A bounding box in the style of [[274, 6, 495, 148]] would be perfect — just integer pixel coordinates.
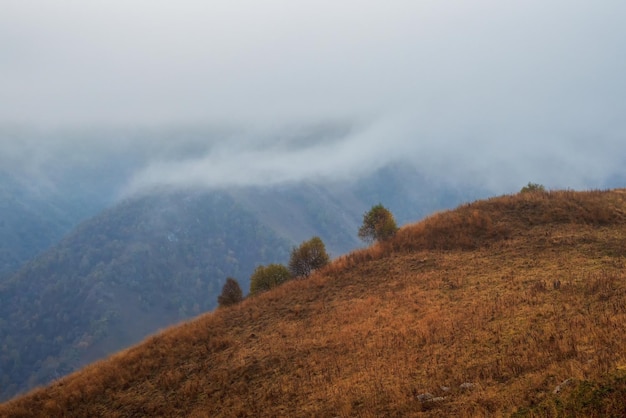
[[2, 1, 626, 193]]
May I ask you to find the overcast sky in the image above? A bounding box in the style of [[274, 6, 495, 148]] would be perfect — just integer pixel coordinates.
[[2, 0, 626, 193]]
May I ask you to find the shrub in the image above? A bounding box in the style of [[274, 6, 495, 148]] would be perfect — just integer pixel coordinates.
[[358, 204, 399, 243], [217, 277, 243, 308], [520, 182, 546, 193], [288, 236, 330, 278], [249, 264, 290, 295]]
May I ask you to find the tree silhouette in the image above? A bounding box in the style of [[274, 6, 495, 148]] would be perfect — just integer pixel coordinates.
[[358, 204, 398, 243], [217, 277, 243, 307], [288, 236, 330, 278]]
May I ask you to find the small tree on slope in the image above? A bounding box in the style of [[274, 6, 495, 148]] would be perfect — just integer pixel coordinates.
[[217, 277, 243, 307], [288, 236, 330, 278], [249, 264, 291, 295], [358, 204, 398, 243]]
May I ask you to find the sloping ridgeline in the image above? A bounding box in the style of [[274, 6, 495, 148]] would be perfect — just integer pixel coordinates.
[[0, 190, 290, 401], [2, 189, 626, 417]]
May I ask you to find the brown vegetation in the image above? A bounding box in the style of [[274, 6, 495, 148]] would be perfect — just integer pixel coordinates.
[[2, 189, 626, 417]]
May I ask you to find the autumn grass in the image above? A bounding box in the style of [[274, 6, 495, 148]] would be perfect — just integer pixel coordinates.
[[2, 189, 626, 417]]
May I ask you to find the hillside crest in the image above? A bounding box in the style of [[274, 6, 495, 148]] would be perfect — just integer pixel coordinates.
[[3, 189, 626, 417]]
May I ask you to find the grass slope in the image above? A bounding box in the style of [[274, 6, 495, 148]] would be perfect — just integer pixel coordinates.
[[2, 189, 626, 417], [0, 191, 290, 401]]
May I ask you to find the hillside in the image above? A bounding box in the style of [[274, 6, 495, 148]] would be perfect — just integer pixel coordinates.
[[4, 189, 626, 417], [229, 163, 482, 256], [0, 163, 480, 402], [0, 191, 291, 401]]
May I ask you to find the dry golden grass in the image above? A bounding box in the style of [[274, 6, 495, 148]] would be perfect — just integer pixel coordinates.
[[2, 189, 626, 417]]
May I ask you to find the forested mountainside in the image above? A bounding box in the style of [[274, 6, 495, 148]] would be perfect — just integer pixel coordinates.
[[2, 189, 626, 417], [0, 165, 125, 278], [0, 191, 290, 401], [0, 161, 479, 277], [0, 173, 98, 277]]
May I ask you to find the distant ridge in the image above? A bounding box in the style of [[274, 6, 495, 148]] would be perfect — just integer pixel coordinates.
[[2, 189, 626, 417]]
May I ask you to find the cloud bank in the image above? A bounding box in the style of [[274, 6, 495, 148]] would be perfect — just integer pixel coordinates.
[[2, 0, 626, 193]]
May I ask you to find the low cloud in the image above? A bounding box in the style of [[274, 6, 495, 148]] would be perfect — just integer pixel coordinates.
[[2, 1, 626, 194]]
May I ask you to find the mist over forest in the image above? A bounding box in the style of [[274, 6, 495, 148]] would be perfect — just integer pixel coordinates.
[[2, 0, 626, 196]]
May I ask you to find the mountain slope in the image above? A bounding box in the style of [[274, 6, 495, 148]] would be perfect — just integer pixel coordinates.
[[0, 170, 114, 277], [0, 164, 482, 402], [230, 163, 483, 256], [0, 191, 291, 401], [2, 189, 626, 416]]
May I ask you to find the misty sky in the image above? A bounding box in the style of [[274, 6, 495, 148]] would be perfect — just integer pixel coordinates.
[[2, 1, 626, 193]]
